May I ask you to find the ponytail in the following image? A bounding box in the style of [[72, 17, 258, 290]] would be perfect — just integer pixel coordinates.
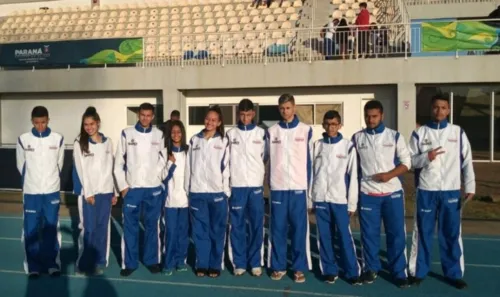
[[79, 106, 101, 154], [208, 105, 225, 138]]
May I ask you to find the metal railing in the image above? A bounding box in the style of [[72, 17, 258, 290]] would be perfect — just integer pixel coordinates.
[[405, 0, 496, 5]]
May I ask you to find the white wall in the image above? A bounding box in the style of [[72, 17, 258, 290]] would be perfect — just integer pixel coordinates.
[[1, 93, 157, 147], [185, 91, 396, 141]]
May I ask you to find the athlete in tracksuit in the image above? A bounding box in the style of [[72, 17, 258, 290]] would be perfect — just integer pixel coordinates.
[[16, 106, 64, 278], [267, 94, 312, 283], [311, 110, 361, 285], [114, 103, 165, 276], [352, 100, 411, 288], [73, 107, 117, 275], [226, 99, 267, 277], [184, 106, 230, 278], [408, 96, 475, 290], [159, 120, 190, 275]]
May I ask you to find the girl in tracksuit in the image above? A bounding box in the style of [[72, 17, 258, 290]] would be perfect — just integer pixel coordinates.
[[73, 107, 117, 275], [185, 105, 230, 278], [160, 120, 189, 275]]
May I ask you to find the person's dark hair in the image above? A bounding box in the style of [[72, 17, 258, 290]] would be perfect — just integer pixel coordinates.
[[161, 120, 172, 141], [139, 102, 155, 113], [278, 93, 295, 105], [238, 98, 254, 112], [170, 110, 180, 118], [79, 106, 101, 154], [359, 2, 367, 8], [339, 18, 348, 27], [207, 105, 225, 137], [166, 120, 188, 156], [31, 106, 49, 119], [364, 100, 384, 114], [323, 110, 342, 123], [431, 94, 450, 105]]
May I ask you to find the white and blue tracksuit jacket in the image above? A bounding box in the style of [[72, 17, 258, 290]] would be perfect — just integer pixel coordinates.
[[72, 134, 116, 272], [185, 131, 230, 270], [312, 132, 361, 278], [226, 122, 267, 270], [159, 146, 190, 270], [408, 120, 475, 280], [114, 123, 165, 270], [266, 115, 313, 272], [16, 127, 64, 274], [352, 123, 411, 279]]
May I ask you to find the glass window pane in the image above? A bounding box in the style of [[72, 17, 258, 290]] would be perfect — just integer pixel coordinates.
[[296, 105, 313, 125], [315, 104, 342, 125], [495, 90, 500, 160], [452, 87, 491, 160], [217, 105, 234, 126], [258, 105, 280, 129], [188, 106, 209, 125]]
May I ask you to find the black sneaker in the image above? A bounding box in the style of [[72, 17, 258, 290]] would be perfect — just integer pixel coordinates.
[[362, 271, 377, 284], [28, 272, 40, 279], [395, 278, 409, 288], [409, 276, 424, 286], [324, 275, 338, 284], [120, 268, 135, 277], [147, 264, 162, 274], [447, 278, 467, 290], [348, 277, 363, 286]]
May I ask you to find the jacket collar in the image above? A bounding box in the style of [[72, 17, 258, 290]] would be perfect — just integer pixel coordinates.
[[135, 122, 152, 133], [365, 122, 385, 134], [171, 145, 184, 152], [31, 127, 51, 138], [426, 119, 448, 130], [237, 122, 256, 131], [196, 129, 221, 138], [88, 133, 107, 144], [278, 115, 299, 129], [322, 132, 343, 144]]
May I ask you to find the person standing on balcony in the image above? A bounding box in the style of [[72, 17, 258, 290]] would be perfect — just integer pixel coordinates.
[[323, 19, 338, 60], [355, 2, 370, 57], [408, 95, 475, 290]]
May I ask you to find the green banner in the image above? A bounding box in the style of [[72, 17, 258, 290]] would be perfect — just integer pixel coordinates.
[[0, 38, 143, 66], [421, 20, 500, 52]]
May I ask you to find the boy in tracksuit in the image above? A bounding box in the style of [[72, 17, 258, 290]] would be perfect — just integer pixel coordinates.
[[16, 106, 64, 278], [114, 103, 165, 277], [267, 93, 312, 283], [226, 99, 267, 277], [311, 110, 361, 285], [352, 100, 411, 288], [408, 95, 475, 290]]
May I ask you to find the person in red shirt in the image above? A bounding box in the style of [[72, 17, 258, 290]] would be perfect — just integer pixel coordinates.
[[355, 2, 370, 57]]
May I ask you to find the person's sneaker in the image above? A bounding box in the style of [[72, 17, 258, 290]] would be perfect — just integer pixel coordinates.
[[395, 278, 410, 288], [163, 269, 173, 276], [28, 272, 40, 279], [447, 278, 468, 290], [324, 275, 338, 284], [362, 271, 377, 284], [48, 268, 61, 278], [120, 269, 135, 277], [251, 267, 262, 277], [234, 268, 246, 276], [409, 276, 424, 286], [348, 277, 363, 286], [176, 265, 188, 272], [270, 270, 286, 281], [147, 264, 162, 274]]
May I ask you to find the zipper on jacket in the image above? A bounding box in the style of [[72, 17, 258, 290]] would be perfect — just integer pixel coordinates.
[[286, 122, 290, 190]]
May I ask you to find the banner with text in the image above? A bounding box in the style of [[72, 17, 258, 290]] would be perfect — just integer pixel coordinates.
[[421, 20, 500, 52], [0, 38, 143, 66]]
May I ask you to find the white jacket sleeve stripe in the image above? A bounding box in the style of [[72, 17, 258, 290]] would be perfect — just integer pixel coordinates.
[[307, 128, 313, 190], [347, 143, 359, 212], [16, 137, 25, 176], [184, 139, 192, 194], [409, 131, 430, 169], [72, 142, 87, 197], [113, 130, 129, 192], [460, 129, 475, 194], [58, 137, 64, 173], [221, 139, 231, 198]]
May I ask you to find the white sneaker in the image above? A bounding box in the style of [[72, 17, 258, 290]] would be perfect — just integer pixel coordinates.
[[234, 268, 246, 276], [251, 267, 262, 277]]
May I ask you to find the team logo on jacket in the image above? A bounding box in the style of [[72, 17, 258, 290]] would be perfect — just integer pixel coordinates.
[[128, 139, 138, 146], [193, 145, 200, 151], [383, 143, 394, 147], [271, 137, 281, 144], [253, 140, 262, 144], [448, 138, 457, 143], [49, 145, 58, 150], [422, 139, 432, 146], [336, 154, 347, 159], [84, 152, 94, 157], [151, 141, 160, 146], [358, 143, 367, 150], [295, 137, 305, 142], [214, 145, 223, 150], [231, 138, 240, 145], [25, 145, 35, 152]]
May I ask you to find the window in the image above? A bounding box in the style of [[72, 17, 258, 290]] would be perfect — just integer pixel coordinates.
[[315, 104, 343, 125], [188, 106, 209, 125], [258, 105, 280, 128], [296, 105, 313, 125]]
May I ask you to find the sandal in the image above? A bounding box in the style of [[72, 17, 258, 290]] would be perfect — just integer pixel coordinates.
[[271, 270, 286, 281], [195, 268, 207, 277], [294, 271, 306, 283], [208, 269, 221, 278]]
